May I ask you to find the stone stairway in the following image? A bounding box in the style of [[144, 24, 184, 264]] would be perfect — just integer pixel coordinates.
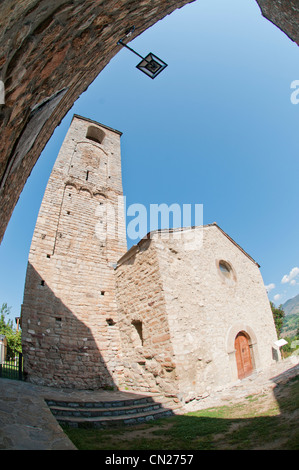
[[46, 394, 177, 428]]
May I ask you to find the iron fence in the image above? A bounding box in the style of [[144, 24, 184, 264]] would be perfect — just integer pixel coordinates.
[[0, 353, 23, 380]]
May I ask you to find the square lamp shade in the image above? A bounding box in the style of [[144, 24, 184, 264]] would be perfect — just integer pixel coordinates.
[[136, 53, 168, 79]]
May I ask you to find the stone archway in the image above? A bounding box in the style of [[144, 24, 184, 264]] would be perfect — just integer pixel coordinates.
[[0, 0, 298, 243]]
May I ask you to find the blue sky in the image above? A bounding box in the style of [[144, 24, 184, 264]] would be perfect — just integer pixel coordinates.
[[1, 0, 299, 323]]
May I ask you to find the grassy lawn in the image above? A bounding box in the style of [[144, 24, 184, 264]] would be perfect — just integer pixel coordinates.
[[62, 375, 299, 450]]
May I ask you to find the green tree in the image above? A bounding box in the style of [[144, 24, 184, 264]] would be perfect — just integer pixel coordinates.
[[0, 303, 22, 359], [270, 301, 285, 338]]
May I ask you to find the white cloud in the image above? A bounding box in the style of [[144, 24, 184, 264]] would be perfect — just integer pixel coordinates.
[[274, 294, 281, 302], [265, 283, 275, 293], [290, 279, 297, 286], [281, 267, 299, 284]]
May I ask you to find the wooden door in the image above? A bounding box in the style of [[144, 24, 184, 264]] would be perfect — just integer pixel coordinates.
[[234, 332, 253, 380]]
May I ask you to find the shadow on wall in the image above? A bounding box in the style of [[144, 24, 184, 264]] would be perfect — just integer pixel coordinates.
[[21, 263, 117, 390]]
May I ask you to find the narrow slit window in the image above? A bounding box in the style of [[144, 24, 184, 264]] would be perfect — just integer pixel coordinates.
[[86, 170, 89, 181], [132, 320, 143, 347]]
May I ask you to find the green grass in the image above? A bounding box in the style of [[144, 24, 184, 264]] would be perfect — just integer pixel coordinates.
[[62, 375, 299, 450]]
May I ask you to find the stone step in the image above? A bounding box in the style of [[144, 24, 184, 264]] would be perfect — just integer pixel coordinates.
[[46, 394, 175, 428], [45, 395, 153, 409], [54, 407, 174, 428], [49, 401, 162, 418]]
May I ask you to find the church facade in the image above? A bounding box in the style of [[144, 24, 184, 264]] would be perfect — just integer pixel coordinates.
[[21, 115, 279, 402]]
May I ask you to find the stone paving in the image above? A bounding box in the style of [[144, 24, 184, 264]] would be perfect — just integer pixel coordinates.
[[0, 379, 155, 450], [0, 357, 298, 450], [183, 356, 299, 412]]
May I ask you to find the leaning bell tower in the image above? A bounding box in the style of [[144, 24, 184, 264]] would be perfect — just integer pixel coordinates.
[[21, 115, 127, 389]]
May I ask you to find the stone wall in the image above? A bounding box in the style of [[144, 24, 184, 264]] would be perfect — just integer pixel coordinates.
[[257, 0, 299, 44], [155, 226, 278, 401], [21, 115, 127, 388], [115, 238, 179, 397], [115, 225, 278, 402], [0, 0, 298, 244], [21, 115, 279, 395]]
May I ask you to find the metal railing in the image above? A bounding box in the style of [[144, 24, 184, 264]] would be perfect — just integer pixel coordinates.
[[0, 353, 23, 381]]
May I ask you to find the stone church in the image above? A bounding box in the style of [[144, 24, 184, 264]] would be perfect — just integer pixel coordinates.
[[21, 115, 279, 403]]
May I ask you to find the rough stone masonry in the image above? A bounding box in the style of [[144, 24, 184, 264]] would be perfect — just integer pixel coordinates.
[[21, 115, 127, 389], [115, 226, 279, 401], [21, 115, 279, 403]]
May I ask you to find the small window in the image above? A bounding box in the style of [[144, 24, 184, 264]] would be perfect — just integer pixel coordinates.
[[86, 170, 89, 181], [219, 261, 231, 277], [86, 125, 105, 144], [218, 260, 236, 284], [132, 320, 143, 347], [40, 280, 45, 286]]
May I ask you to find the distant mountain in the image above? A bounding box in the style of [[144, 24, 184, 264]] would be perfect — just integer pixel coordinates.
[[282, 313, 298, 337], [282, 294, 299, 316]]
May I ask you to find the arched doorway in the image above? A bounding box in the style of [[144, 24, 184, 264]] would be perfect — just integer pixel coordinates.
[[234, 331, 253, 380]]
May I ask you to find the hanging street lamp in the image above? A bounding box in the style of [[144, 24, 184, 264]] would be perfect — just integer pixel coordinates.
[[117, 27, 168, 79]]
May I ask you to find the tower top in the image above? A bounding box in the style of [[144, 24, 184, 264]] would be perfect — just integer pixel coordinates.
[[71, 114, 123, 136]]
